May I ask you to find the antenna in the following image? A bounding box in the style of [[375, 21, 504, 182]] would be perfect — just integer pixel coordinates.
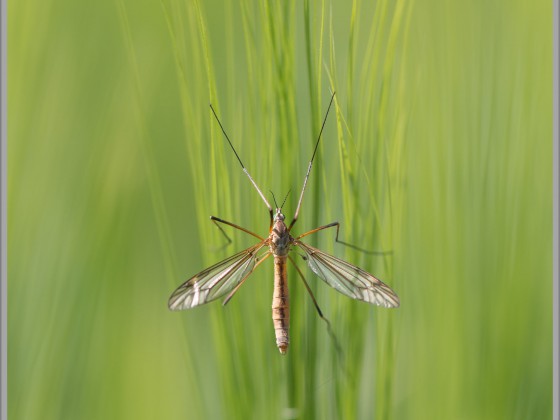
[[270, 190, 279, 209], [280, 189, 290, 209]]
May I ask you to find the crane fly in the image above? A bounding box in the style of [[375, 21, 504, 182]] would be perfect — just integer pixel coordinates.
[[169, 93, 400, 354]]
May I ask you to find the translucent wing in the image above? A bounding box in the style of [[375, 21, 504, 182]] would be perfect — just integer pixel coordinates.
[[294, 241, 400, 308], [169, 241, 268, 310]]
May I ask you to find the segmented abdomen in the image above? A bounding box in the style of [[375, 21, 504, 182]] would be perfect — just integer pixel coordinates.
[[272, 256, 289, 354]]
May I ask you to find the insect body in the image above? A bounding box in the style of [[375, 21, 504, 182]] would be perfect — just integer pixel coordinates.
[[169, 93, 399, 354], [269, 209, 293, 353]]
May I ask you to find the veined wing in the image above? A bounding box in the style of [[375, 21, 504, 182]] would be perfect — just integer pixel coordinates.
[[294, 241, 400, 308], [169, 241, 268, 310]]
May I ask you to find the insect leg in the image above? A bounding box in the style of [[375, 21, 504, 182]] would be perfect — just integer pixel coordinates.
[[211, 216, 264, 240], [222, 252, 272, 306], [210, 218, 233, 250], [288, 256, 344, 356], [296, 222, 391, 255], [288, 92, 336, 232], [209, 105, 274, 228], [288, 255, 325, 318], [296, 221, 339, 240]]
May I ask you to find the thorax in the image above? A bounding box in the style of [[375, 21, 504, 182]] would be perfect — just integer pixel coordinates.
[[269, 219, 293, 257]]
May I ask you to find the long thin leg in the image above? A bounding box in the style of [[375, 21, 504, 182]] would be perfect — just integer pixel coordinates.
[[296, 221, 339, 240], [222, 252, 272, 306], [288, 255, 344, 359], [288, 255, 325, 317], [296, 221, 392, 255], [210, 218, 233, 250], [210, 216, 264, 241], [209, 105, 274, 229], [288, 92, 336, 232]]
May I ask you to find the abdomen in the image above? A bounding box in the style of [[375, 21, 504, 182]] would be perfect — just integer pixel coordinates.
[[272, 256, 289, 354]]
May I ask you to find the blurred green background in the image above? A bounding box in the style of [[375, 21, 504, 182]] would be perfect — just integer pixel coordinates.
[[8, 0, 553, 418]]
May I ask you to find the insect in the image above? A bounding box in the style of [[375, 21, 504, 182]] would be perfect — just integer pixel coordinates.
[[169, 93, 399, 354]]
